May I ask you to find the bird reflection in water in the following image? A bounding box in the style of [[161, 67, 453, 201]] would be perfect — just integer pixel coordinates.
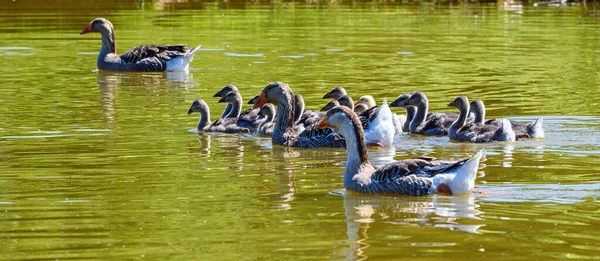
[[339, 192, 484, 260], [188, 133, 211, 156]]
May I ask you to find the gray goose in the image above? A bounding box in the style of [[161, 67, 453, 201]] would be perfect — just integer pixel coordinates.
[[394, 91, 460, 135], [187, 99, 249, 133], [80, 18, 200, 72], [253, 82, 346, 148], [470, 99, 544, 139], [318, 106, 483, 196], [448, 96, 515, 143], [322, 86, 347, 100], [213, 84, 239, 118]]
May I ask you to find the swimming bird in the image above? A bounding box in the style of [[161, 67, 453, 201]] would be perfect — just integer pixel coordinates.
[[218, 91, 260, 132], [187, 99, 249, 133], [469, 99, 544, 139], [213, 84, 239, 118], [318, 106, 483, 196], [322, 86, 347, 100], [394, 92, 459, 135], [448, 96, 516, 142], [80, 18, 200, 72], [253, 82, 345, 148]]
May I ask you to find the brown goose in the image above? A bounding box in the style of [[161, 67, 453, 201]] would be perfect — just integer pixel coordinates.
[[80, 18, 200, 72], [253, 82, 346, 148], [448, 96, 516, 143], [470, 99, 544, 139], [318, 106, 483, 196], [187, 99, 249, 133]]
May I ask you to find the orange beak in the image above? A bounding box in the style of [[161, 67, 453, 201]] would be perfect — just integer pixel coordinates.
[[253, 92, 268, 109], [354, 101, 359, 106], [80, 24, 92, 35], [317, 117, 329, 129]]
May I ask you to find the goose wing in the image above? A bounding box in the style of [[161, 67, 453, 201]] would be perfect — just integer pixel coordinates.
[[120, 44, 189, 63]]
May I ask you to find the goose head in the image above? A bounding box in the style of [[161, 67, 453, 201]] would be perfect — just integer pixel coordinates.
[[188, 99, 209, 114], [355, 95, 376, 108], [321, 100, 340, 112], [389, 93, 411, 108], [354, 103, 369, 114], [469, 99, 486, 124], [253, 82, 292, 109], [80, 18, 114, 35], [247, 94, 260, 105], [218, 91, 242, 104], [337, 95, 355, 110], [322, 86, 347, 100], [396, 91, 427, 108], [447, 96, 470, 111], [213, 84, 239, 98]]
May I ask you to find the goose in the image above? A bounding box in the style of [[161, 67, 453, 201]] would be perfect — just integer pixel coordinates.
[[253, 82, 346, 148], [187, 99, 249, 133], [447, 96, 516, 142], [390, 93, 414, 133], [394, 91, 460, 135], [218, 91, 260, 132], [470, 99, 544, 139], [318, 106, 483, 196], [80, 18, 200, 72], [322, 86, 347, 100], [213, 84, 239, 118], [257, 104, 276, 136]]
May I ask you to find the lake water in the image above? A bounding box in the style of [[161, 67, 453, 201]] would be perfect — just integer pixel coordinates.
[[1, 1, 600, 260]]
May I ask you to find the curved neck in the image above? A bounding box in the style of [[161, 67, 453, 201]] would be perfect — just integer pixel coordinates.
[[450, 104, 469, 135], [339, 122, 372, 189], [198, 107, 211, 130], [225, 98, 242, 118], [404, 106, 416, 132], [264, 111, 275, 123], [410, 101, 428, 133], [473, 105, 485, 124], [221, 104, 232, 119], [100, 29, 116, 54], [273, 92, 296, 144]]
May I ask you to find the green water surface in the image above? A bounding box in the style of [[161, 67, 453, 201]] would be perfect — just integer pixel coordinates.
[[1, 1, 600, 260]]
